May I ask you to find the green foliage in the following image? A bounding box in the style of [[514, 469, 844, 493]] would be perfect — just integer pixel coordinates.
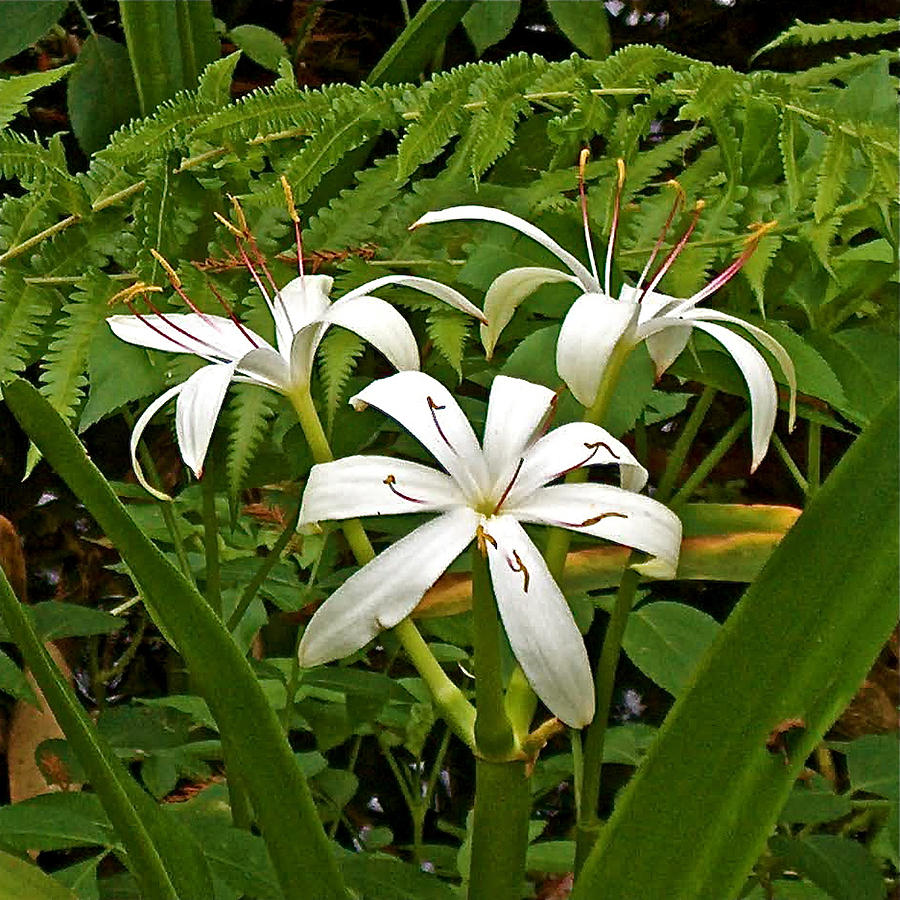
[[752, 18, 898, 61], [0, 66, 73, 129]]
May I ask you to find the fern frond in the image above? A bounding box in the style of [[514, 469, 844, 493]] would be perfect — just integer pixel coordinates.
[[0, 65, 73, 129], [38, 271, 112, 422], [813, 131, 851, 222], [196, 52, 241, 107], [623, 126, 710, 199], [741, 234, 782, 316], [0, 192, 57, 253], [317, 327, 366, 431], [609, 85, 677, 160], [778, 109, 803, 208], [787, 49, 898, 88], [527, 55, 584, 94], [225, 383, 279, 495], [426, 309, 469, 379], [593, 44, 694, 88], [0, 274, 53, 381], [752, 19, 898, 61], [0, 132, 70, 187]]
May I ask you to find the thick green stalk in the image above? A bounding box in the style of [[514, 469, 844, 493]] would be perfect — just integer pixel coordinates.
[[573, 566, 641, 874], [468, 760, 531, 900], [289, 387, 477, 749], [655, 386, 717, 502], [807, 421, 822, 497], [200, 457, 221, 618]]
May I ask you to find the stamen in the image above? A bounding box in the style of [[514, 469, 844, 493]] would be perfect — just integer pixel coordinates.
[[640, 199, 705, 302], [427, 396, 455, 451], [150, 249, 182, 288], [213, 211, 244, 239], [578, 148, 599, 284], [475, 524, 498, 557], [108, 282, 162, 307], [574, 511, 628, 527], [152, 248, 222, 328], [206, 280, 260, 348], [383, 474, 426, 504], [633, 180, 685, 296], [556, 440, 621, 479], [508, 550, 530, 593], [604, 158, 627, 298], [228, 194, 249, 234], [281, 175, 305, 278], [492, 457, 525, 515]]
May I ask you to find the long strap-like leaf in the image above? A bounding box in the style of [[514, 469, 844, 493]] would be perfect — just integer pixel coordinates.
[[4, 378, 347, 900], [574, 392, 898, 898]]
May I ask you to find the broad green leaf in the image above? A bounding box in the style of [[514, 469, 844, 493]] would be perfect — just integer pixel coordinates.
[[840, 733, 900, 801], [463, 1, 520, 56], [622, 602, 720, 697], [0, 847, 78, 899], [0, 1, 68, 63], [0, 793, 113, 852], [67, 34, 140, 155], [575, 391, 898, 899], [340, 855, 457, 900], [51, 854, 102, 900], [526, 840, 574, 874], [227, 25, 287, 73], [0, 602, 123, 643], [779, 775, 853, 825], [547, 1, 611, 59], [0, 647, 37, 704], [602, 723, 658, 765]]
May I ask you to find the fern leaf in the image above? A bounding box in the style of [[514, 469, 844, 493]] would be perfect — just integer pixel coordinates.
[[609, 85, 677, 160], [0, 132, 70, 187], [623, 126, 711, 199], [741, 234, 782, 316], [0, 65, 73, 129], [426, 309, 469, 380], [593, 44, 694, 88], [0, 274, 53, 381], [813, 131, 851, 222], [778, 109, 803, 208], [317, 326, 366, 431], [225, 382, 278, 495], [788, 49, 898, 88], [0, 192, 57, 253], [196, 52, 241, 107], [752, 19, 898, 61]]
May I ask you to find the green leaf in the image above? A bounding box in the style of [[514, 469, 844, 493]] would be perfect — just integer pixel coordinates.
[[0, 1, 68, 64], [227, 25, 287, 73], [752, 18, 898, 61], [770, 834, 885, 900], [0, 793, 113, 852], [526, 840, 574, 874], [779, 775, 853, 825], [602, 723, 658, 765], [622, 602, 721, 697], [574, 391, 899, 899], [0, 602, 122, 643], [51, 854, 102, 900], [0, 847, 78, 899], [0, 647, 38, 705], [67, 34, 140, 155], [841, 734, 900, 801], [462, 2, 520, 56], [0, 65, 73, 129], [547, 1, 611, 59], [340, 855, 457, 900]]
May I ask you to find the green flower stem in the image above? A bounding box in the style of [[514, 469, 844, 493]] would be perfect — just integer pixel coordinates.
[[771, 433, 809, 495], [807, 421, 822, 498], [669, 410, 750, 511], [504, 664, 538, 743], [468, 759, 531, 900], [573, 565, 641, 875], [200, 455, 221, 618], [471, 543, 517, 760], [655, 386, 717, 502], [289, 387, 477, 750]]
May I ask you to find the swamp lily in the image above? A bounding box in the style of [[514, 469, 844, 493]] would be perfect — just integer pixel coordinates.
[[298, 371, 682, 727], [108, 245, 484, 500], [413, 158, 796, 471]]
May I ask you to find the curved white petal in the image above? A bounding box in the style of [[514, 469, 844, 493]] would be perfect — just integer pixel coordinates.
[[324, 295, 420, 373], [623, 285, 680, 322], [556, 293, 639, 407], [175, 363, 237, 478], [272, 275, 333, 355], [508, 421, 647, 503], [288, 320, 329, 390], [235, 347, 291, 391], [685, 308, 797, 431], [299, 456, 466, 524], [108, 313, 267, 363], [508, 483, 682, 579], [482, 376, 556, 493], [298, 507, 479, 666], [129, 383, 185, 501], [412, 206, 599, 291], [480, 267, 581, 359], [690, 320, 778, 472], [484, 515, 594, 727], [342, 274, 486, 324], [349, 372, 490, 500]]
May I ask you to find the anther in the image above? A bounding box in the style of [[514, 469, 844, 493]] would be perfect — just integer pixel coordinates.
[[228, 194, 249, 234], [578, 148, 599, 284], [576, 511, 628, 527], [427, 396, 454, 450], [605, 158, 627, 297], [150, 249, 182, 288], [280, 174, 305, 277], [108, 282, 161, 307], [475, 524, 497, 557], [213, 211, 244, 239], [556, 440, 620, 480], [383, 474, 425, 504], [508, 550, 530, 593]]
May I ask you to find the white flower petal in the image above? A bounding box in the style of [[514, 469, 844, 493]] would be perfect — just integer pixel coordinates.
[[129, 382, 185, 501], [556, 293, 639, 407], [349, 372, 490, 499], [235, 347, 292, 391], [299, 456, 466, 524], [342, 274, 486, 323], [107, 313, 266, 363], [412, 206, 598, 291], [323, 295, 420, 373], [509, 483, 682, 579], [484, 515, 594, 727], [298, 507, 479, 666], [479, 267, 581, 359], [174, 363, 237, 478], [685, 308, 797, 431], [690, 320, 778, 471], [508, 421, 647, 502], [482, 376, 556, 493], [272, 275, 333, 355], [288, 320, 329, 390]]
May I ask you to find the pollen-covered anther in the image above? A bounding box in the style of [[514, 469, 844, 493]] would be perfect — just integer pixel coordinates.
[[280, 175, 300, 224], [508, 550, 530, 593], [227, 194, 249, 234], [150, 248, 182, 288], [213, 211, 245, 239], [383, 474, 425, 504], [475, 524, 497, 557], [107, 282, 162, 308], [576, 511, 628, 527], [427, 396, 454, 450]]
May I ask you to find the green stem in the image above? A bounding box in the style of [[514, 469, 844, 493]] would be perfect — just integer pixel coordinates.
[[655, 387, 717, 502], [504, 664, 538, 743], [468, 759, 531, 900], [200, 458, 221, 618], [669, 411, 750, 511], [807, 421, 822, 498], [771, 433, 809, 495], [289, 387, 477, 749], [471, 543, 516, 760], [573, 566, 641, 875]]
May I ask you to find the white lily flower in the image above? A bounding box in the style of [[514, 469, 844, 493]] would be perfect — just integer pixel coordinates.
[[297, 371, 682, 728], [413, 165, 796, 472], [108, 268, 485, 500]]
